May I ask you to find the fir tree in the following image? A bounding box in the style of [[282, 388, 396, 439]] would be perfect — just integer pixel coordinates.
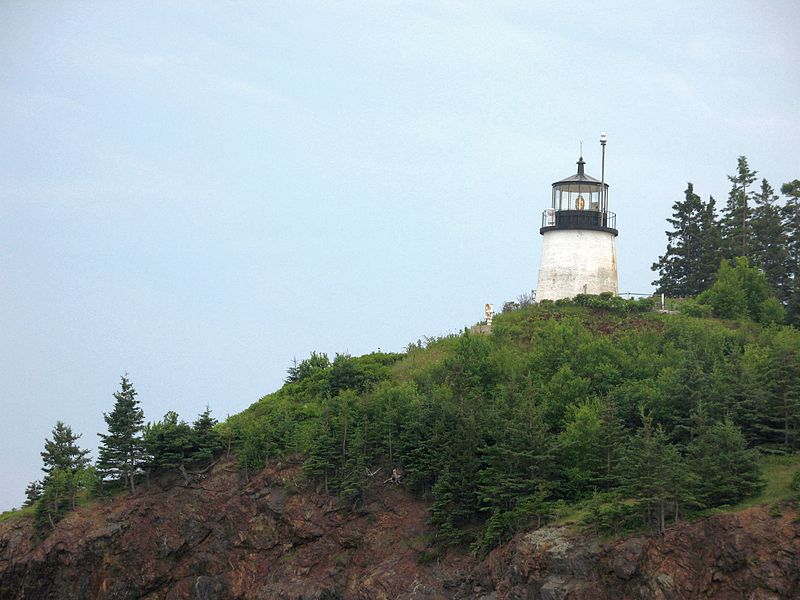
[[652, 183, 721, 296], [34, 468, 73, 528], [97, 375, 145, 493], [720, 156, 758, 259], [750, 178, 788, 299]]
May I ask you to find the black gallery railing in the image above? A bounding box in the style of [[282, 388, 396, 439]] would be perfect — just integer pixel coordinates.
[[541, 209, 617, 232]]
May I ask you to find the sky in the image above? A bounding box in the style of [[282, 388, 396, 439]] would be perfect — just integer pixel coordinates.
[[1, 1, 798, 511]]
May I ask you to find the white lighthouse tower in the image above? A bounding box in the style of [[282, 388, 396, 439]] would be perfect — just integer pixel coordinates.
[[536, 135, 618, 301]]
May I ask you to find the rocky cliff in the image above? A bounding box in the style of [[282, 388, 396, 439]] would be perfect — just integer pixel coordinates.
[[1, 458, 798, 599]]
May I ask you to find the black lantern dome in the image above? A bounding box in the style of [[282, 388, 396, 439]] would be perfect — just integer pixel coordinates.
[[540, 156, 617, 236]]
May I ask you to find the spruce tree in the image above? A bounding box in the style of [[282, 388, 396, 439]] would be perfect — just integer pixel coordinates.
[[687, 419, 764, 506], [750, 178, 788, 299], [651, 183, 721, 296], [191, 406, 222, 463], [475, 405, 554, 550], [699, 195, 723, 287], [617, 415, 694, 533], [23, 481, 43, 507], [97, 375, 145, 493], [143, 412, 193, 472], [303, 418, 338, 494], [781, 180, 800, 325], [720, 156, 758, 259], [40, 421, 91, 480], [762, 329, 800, 451]]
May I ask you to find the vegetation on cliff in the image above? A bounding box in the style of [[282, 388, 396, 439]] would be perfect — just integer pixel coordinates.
[[221, 289, 798, 552], [15, 277, 799, 551]]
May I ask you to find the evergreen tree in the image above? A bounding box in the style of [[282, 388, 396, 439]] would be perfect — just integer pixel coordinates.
[[687, 419, 764, 506], [617, 415, 694, 534], [651, 183, 721, 296], [23, 481, 43, 507], [781, 180, 800, 325], [558, 398, 609, 497], [97, 375, 145, 493], [303, 418, 338, 494], [697, 257, 782, 323], [285, 357, 300, 384], [192, 406, 222, 463], [720, 156, 758, 259], [701, 194, 723, 284], [750, 178, 788, 299], [475, 401, 554, 551], [143, 411, 194, 473], [33, 466, 99, 528], [34, 468, 74, 528], [40, 421, 91, 480], [762, 329, 800, 451]]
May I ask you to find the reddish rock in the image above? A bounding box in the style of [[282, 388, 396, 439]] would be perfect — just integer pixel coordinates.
[[1, 458, 798, 599]]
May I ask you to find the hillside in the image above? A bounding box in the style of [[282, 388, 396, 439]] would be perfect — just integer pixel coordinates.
[[3, 300, 800, 598], [221, 298, 800, 549]]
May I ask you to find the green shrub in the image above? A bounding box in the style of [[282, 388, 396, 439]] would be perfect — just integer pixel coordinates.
[[697, 257, 777, 322], [580, 491, 640, 534], [791, 471, 800, 501], [570, 293, 654, 314], [759, 297, 785, 325], [679, 300, 713, 318]]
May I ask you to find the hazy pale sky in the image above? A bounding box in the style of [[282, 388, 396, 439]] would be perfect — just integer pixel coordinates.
[[1, 1, 798, 510]]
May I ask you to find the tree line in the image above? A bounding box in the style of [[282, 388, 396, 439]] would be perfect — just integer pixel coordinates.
[[23, 375, 222, 528], [652, 156, 800, 324]]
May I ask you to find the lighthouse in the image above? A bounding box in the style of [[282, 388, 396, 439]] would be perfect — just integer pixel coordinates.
[[536, 135, 618, 301]]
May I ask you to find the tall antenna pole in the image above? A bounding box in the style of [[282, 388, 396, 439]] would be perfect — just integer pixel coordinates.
[[600, 132, 607, 213]]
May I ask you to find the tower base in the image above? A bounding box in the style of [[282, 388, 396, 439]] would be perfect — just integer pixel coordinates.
[[537, 229, 618, 301]]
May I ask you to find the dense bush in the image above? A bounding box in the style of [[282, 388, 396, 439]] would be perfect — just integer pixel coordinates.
[[697, 257, 784, 324], [679, 300, 713, 318], [570, 292, 655, 313]]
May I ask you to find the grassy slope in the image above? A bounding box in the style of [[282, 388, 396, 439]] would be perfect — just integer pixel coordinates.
[[734, 453, 800, 509], [0, 505, 34, 523], [552, 452, 800, 531]]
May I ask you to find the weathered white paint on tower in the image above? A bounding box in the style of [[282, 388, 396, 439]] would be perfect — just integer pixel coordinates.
[[536, 229, 618, 301]]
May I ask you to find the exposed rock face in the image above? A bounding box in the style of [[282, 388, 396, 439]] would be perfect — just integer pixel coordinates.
[[1, 459, 798, 599], [484, 511, 800, 600]]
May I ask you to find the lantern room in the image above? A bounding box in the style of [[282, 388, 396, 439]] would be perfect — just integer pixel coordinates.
[[541, 156, 617, 235]]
